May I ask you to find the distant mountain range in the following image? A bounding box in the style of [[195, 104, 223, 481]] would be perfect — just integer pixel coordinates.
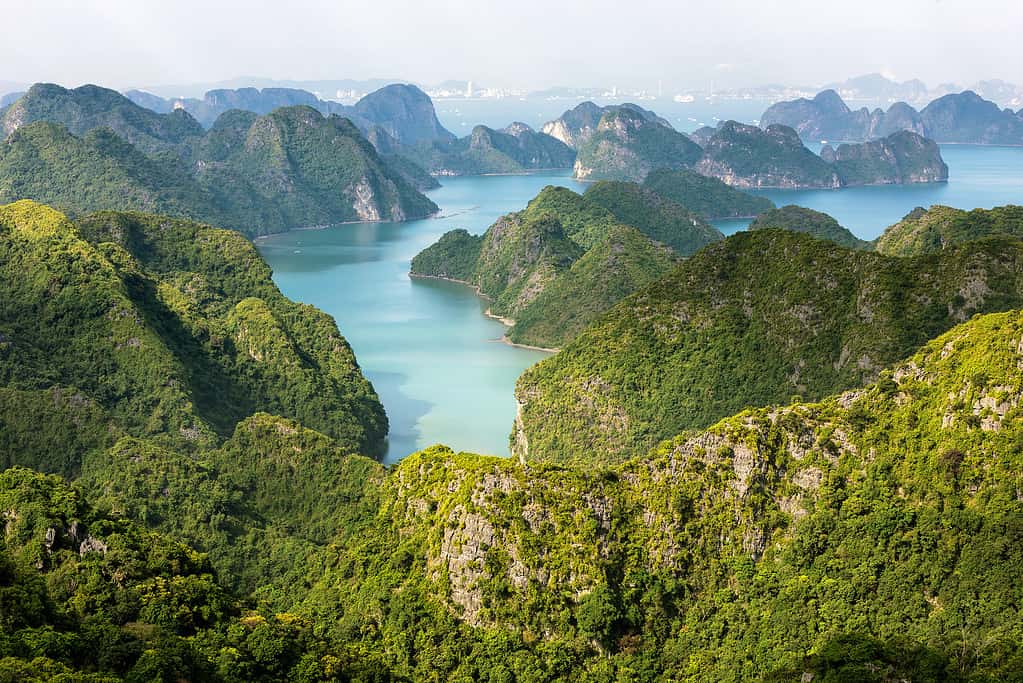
[[762, 89, 1023, 144]]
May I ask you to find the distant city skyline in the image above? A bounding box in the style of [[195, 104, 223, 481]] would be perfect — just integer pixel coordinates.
[[2, 0, 1021, 94]]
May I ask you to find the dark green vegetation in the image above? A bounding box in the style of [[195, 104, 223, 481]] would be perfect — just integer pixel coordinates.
[[641, 168, 775, 219], [696, 122, 946, 189], [0, 200, 385, 456], [193, 105, 437, 231], [573, 108, 703, 182], [540, 100, 671, 149], [1, 83, 204, 156], [876, 204, 1023, 256], [763, 88, 1023, 144], [400, 122, 575, 175], [515, 228, 1023, 463], [695, 121, 841, 188], [750, 205, 873, 249], [0, 85, 438, 235], [0, 200, 388, 580], [329, 308, 1023, 682], [582, 181, 723, 254], [412, 182, 727, 348], [821, 130, 948, 185], [5, 197, 1023, 680]]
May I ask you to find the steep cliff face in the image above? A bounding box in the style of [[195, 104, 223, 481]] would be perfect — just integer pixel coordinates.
[[352, 83, 455, 145], [218, 106, 437, 227], [695, 123, 945, 189], [822, 130, 949, 185], [542, 101, 672, 149], [411, 184, 690, 348], [514, 229, 1023, 464], [920, 90, 1023, 144], [761, 89, 927, 142], [0, 95, 438, 235], [305, 308, 1023, 681], [399, 122, 575, 175], [696, 121, 841, 188], [573, 108, 703, 182]]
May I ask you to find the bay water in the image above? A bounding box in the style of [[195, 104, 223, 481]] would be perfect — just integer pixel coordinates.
[[259, 145, 1023, 464]]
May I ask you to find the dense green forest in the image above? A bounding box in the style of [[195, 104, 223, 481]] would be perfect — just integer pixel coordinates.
[[410, 184, 709, 348], [573, 108, 704, 182], [749, 205, 874, 249], [0, 85, 437, 236], [876, 204, 1023, 255], [641, 168, 775, 219], [515, 228, 1023, 463], [2, 198, 1023, 680]]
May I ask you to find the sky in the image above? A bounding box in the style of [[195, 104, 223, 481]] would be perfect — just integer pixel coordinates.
[[2, 0, 1021, 92]]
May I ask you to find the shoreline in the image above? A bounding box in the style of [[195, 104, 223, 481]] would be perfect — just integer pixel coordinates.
[[253, 209, 442, 242], [409, 273, 559, 353]]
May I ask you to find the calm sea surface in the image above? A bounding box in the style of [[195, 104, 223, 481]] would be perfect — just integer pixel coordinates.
[[259, 145, 1023, 463]]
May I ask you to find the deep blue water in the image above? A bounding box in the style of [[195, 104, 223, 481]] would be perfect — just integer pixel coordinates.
[[259, 145, 1023, 463]]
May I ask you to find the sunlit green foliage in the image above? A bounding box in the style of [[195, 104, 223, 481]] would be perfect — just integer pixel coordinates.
[[411, 185, 691, 347], [876, 204, 1023, 256], [750, 205, 874, 249], [516, 229, 1023, 463], [0, 87, 437, 236], [574, 108, 704, 182]]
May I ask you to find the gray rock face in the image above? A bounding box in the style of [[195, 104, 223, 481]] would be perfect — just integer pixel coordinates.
[[825, 130, 948, 185], [352, 83, 455, 145], [542, 101, 673, 149]]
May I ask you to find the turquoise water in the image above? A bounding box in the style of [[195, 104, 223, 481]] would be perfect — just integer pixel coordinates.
[[259, 145, 1023, 464], [713, 145, 1023, 238], [257, 173, 585, 463]]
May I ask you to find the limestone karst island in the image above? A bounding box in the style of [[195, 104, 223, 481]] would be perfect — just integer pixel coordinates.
[[2, 2, 1023, 680]]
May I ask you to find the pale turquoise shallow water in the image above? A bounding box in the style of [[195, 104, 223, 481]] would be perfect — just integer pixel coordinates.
[[259, 145, 1023, 463], [257, 173, 585, 463]]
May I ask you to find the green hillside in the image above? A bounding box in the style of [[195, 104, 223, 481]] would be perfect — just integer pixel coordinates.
[[750, 205, 874, 249], [515, 229, 1023, 463], [877, 204, 1023, 256]]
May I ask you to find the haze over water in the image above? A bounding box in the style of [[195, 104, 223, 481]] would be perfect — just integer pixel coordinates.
[[260, 144, 1023, 464]]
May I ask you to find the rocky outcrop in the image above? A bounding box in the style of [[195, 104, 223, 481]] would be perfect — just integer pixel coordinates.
[[542, 101, 672, 149], [573, 108, 703, 182], [695, 122, 945, 189], [2, 83, 204, 155], [352, 83, 455, 145], [400, 122, 575, 176], [822, 130, 948, 185], [695, 121, 841, 189]]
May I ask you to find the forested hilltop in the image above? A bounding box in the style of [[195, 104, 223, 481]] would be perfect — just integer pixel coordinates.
[[515, 226, 1023, 464], [410, 180, 728, 348], [2, 198, 1023, 679], [0, 84, 438, 235]]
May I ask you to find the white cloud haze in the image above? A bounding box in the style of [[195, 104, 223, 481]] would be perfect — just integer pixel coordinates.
[[1, 0, 1019, 90]]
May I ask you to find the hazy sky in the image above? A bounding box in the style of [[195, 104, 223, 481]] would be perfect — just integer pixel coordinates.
[[2, 0, 1020, 91]]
